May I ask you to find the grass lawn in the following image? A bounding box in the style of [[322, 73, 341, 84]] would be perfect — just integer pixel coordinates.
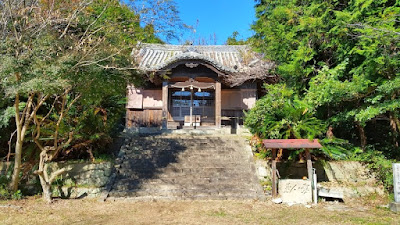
[[0, 197, 399, 225]]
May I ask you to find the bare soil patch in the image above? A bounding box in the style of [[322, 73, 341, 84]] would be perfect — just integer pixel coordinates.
[[0, 197, 398, 225]]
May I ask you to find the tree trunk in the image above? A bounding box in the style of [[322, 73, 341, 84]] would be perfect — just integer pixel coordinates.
[[9, 139, 22, 192], [356, 121, 367, 150], [389, 113, 399, 148], [38, 175, 52, 203], [9, 95, 22, 192]]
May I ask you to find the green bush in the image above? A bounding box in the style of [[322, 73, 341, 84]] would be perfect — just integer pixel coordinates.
[[0, 176, 23, 200]]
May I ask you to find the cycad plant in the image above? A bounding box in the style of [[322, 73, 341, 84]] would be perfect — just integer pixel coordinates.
[[245, 84, 350, 160], [245, 84, 326, 140]]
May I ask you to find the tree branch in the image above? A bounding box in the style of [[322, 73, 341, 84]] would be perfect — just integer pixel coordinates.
[[48, 168, 66, 184]]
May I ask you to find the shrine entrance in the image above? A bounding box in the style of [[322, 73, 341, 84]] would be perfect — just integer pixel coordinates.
[[167, 79, 217, 127]]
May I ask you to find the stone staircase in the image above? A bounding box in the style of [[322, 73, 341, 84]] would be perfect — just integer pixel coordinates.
[[106, 134, 265, 201]]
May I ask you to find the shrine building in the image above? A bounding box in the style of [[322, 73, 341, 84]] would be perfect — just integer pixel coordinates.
[[126, 44, 275, 130]]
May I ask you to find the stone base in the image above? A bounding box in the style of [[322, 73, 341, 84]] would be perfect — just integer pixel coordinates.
[[390, 202, 400, 213]]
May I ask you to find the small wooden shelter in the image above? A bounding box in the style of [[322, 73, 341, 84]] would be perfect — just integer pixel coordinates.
[[262, 139, 322, 198], [126, 44, 276, 130]]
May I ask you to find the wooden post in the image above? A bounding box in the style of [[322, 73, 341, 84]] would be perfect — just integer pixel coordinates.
[[162, 81, 168, 129], [306, 149, 312, 180], [306, 148, 314, 202], [190, 88, 193, 126], [272, 148, 277, 198], [215, 81, 221, 128]]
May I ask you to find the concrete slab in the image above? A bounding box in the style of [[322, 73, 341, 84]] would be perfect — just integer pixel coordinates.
[[318, 187, 344, 199]]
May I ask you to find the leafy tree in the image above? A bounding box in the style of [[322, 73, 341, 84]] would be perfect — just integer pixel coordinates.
[[127, 0, 189, 42], [250, 0, 400, 157], [0, 0, 179, 201], [226, 31, 247, 45]]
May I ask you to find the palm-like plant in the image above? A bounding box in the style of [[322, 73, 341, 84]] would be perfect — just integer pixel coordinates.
[[245, 84, 326, 140], [245, 84, 352, 160]]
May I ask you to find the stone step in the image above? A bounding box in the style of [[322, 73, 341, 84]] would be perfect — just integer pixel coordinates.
[[107, 134, 264, 201], [118, 161, 253, 170], [123, 146, 243, 153], [114, 184, 257, 195], [117, 167, 253, 176], [108, 192, 262, 200], [113, 177, 259, 188], [125, 141, 244, 148], [116, 171, 258, 180], [109, 187, 261, 197], [121, 156, 249, 164]]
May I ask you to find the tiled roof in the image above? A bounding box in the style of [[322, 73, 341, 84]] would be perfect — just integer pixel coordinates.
[[133, 44, 253, 73]]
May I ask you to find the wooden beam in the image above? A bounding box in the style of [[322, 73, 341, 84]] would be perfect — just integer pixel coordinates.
[[272, 148, 278, 198], [215, 81, 221, 128], [263, 139, 322, 149], [162, 82, 168, 129]]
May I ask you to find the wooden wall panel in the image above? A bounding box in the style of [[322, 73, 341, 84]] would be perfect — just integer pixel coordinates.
[[242, 89, 257, 109], [126, 86, 143, 109], [221, 89, 257, 110], [142, 90, 162, 109], [222, 90, 242, 109], [126, 109, 162, 127]]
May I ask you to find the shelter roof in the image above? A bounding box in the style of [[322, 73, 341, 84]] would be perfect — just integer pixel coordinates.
[[262, 139, 322, 149]]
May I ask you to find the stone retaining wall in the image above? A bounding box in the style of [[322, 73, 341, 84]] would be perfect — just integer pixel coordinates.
[[1, 158, 385, 199], [48, 162, 113, 198], [0, 161, 113, 198], [254, 159, 385, 197]]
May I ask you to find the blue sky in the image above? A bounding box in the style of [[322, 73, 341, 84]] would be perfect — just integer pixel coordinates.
[[172, 0, 256, 45]]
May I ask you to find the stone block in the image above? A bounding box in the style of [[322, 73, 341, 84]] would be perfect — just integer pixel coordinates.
[[318, 187, 344, 199], [254, 159, 271, 180], [323, 161, 375, 183], [279, 179, 312, 204], [318, 182, 384, 198], [390, 202, 400, 213], [0, 162, 12, 176]]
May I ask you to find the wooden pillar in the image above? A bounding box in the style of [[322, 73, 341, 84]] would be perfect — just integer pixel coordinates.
[[215, 81, 221, 128], [162, 81, 168, 129], [306, 149, 312, 180], [190, 88, 193, 126], [272, 148, 278, 198]]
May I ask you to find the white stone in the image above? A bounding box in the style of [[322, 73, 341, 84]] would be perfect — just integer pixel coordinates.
[[393, 163, 400, 203], [279, 179, 312, 204], [272, 198, 282, 204]]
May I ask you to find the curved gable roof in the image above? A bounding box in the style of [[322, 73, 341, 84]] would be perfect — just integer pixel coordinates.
[[133, 44, 251, 73], [132, 43, 277, 87]]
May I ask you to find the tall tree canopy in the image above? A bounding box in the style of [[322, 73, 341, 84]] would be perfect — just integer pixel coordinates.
[[248, 0, 400, 157], [0, 0, 182, 200]]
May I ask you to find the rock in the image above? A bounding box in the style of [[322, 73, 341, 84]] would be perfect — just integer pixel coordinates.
[[390, 202, 400, 213], [272, 198, 283, 204]]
